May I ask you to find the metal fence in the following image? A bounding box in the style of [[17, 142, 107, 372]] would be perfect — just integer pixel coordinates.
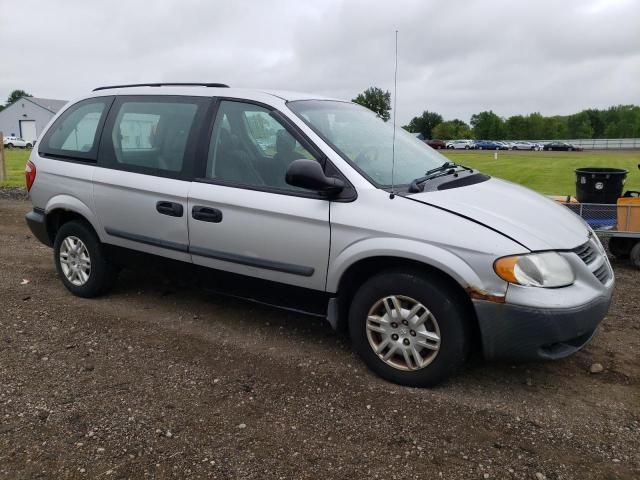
[[561, 202, 640, 238], [532, 138, 640, 150]]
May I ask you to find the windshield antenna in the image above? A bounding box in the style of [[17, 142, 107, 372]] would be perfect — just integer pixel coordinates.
[[390, 29, 399, 200]]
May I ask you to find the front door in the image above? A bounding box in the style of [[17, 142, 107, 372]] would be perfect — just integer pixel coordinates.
[[93, 95, 209, 262], [188, 100, 330, 291]]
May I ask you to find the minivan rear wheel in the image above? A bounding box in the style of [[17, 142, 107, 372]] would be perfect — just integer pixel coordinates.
[[348, 270, 469, 387], [53, 221, 117, 297]]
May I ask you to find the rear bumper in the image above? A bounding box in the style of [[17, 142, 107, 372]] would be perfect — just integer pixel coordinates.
[[25, 208, 52, 247], [473, 294, 612, 361]]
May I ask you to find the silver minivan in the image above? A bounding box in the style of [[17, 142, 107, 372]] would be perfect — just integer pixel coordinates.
[[24, 83, 614, 386]]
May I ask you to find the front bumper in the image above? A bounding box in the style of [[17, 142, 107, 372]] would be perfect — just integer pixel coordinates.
[[25, 208, 52, 247], [474, 294, 612, 361]]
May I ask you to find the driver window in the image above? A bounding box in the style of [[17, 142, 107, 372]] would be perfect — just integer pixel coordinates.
[[206, 101, 315, 190]]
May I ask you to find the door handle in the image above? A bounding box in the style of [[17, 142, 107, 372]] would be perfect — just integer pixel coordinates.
[[192, 206, 223, 223], [156, 201, 184, 217]]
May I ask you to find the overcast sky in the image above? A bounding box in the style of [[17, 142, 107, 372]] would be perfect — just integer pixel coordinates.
[[1, 0, 638, 124]]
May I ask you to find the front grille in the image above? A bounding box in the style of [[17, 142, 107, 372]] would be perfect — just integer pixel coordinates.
[[593, 263, 610, 283], [573, 239, 611, 285], [573, 241, 597, 265]]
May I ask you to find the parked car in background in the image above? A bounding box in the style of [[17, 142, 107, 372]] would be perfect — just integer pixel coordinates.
[[495, 141, 510, 150], [511, 141, 537, 151], [3, 136, 32, 149], [473, 140, 502, 150], [543, 142, 583, 151], [425, 139, 446, 149], [446, 139, 474, 149]]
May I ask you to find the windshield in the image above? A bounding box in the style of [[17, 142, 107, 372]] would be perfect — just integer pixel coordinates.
[[287, 100, 449, 187]]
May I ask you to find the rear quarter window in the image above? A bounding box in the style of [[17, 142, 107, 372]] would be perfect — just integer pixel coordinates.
[[39, 97, 113, 161]]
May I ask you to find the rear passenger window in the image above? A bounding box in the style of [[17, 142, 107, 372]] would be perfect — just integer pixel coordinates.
[[39, 98, 111, 160], [107, 100, 199, 173]]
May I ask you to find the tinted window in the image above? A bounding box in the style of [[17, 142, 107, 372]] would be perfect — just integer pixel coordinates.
[[206, 101, 315, 190], [109, 101, 198, 173], [39, 98, 110, 160]]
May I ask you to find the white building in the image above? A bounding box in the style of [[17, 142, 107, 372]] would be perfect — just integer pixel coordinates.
[[0, 96, 68, 143]]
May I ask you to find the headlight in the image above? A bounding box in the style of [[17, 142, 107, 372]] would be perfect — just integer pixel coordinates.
[[494, 252, 575, 288]]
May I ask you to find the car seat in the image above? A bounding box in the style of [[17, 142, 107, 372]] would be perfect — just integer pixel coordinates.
[[214, 129, 264, 185], [271, 129, 300, 187]]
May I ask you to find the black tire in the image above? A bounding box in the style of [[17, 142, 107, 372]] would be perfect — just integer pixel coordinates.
[[608, 237, 633, 259], [25, 143, 32, 149], [464, 145, 470, 150], [53, 220, 117, 297], [630, 242, 640, 269], [6, 143, 13, 149], [348, 269, 469, 387]]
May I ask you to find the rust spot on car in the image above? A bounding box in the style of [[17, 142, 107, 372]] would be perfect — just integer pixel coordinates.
[[466, 286, 506, 303]]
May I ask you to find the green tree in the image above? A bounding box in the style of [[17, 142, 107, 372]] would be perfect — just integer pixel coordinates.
[[470, 110, 505, 139], [505, 115, 528, 140], [584, 109, 606, 138], [567, 112, 593, 138], [404, 111, 443, 139], [402, 104, 640, 141], [352, 87, 391, 122], [6, 89, 32, 106], [613, 105, 640, 137], [526, 112, 545, 140], [541, 116, 568, 139], [432, 119, 472, 140]]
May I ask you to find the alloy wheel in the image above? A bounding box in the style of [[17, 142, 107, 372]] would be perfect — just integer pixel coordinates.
[[366, 295, 441, 371], [59, 236, 91, 286]]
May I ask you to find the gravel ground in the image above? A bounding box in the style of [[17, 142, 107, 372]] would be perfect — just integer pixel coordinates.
[[0, 187, 28, 201], [0, 198, 638, 480]]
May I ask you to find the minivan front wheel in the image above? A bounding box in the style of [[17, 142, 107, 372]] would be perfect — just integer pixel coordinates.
[[348, 270, 469, 387], [53, 221, 117, 297]]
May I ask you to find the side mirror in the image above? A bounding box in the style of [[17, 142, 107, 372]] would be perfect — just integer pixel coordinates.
[[286, 159, 345, 195]]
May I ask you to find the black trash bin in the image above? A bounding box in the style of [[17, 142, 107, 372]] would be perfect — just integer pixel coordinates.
[[575, 167, 628, 204]]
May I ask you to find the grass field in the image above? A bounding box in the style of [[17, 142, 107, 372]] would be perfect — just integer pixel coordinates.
[[443, 150, 640, 195], [1, 149, 30, 187], [1, 148, 639, 194]]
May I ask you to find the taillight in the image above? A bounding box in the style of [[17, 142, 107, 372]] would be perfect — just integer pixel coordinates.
[[25, 160, 36, 191]]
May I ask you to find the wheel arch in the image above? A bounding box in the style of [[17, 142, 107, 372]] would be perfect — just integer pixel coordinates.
[[331, 255, 482, 355], [44, 195, 102, 244]]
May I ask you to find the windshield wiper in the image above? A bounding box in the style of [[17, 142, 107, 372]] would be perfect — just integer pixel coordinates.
[[408, 162, 469, 193]]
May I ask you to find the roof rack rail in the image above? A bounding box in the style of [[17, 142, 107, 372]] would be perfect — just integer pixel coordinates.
[[92, 82, 230, 92]]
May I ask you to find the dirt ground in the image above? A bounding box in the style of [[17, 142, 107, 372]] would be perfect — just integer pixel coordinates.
[[0, 198, 638, 480]]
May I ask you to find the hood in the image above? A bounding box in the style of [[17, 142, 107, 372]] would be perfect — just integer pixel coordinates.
[[408, 177, 590, 251]]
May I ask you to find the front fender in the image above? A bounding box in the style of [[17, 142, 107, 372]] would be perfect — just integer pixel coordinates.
[[326, 237, 489, 294]]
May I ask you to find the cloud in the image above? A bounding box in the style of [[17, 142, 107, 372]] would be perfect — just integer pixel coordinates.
[[1, 0, 638, 124]]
